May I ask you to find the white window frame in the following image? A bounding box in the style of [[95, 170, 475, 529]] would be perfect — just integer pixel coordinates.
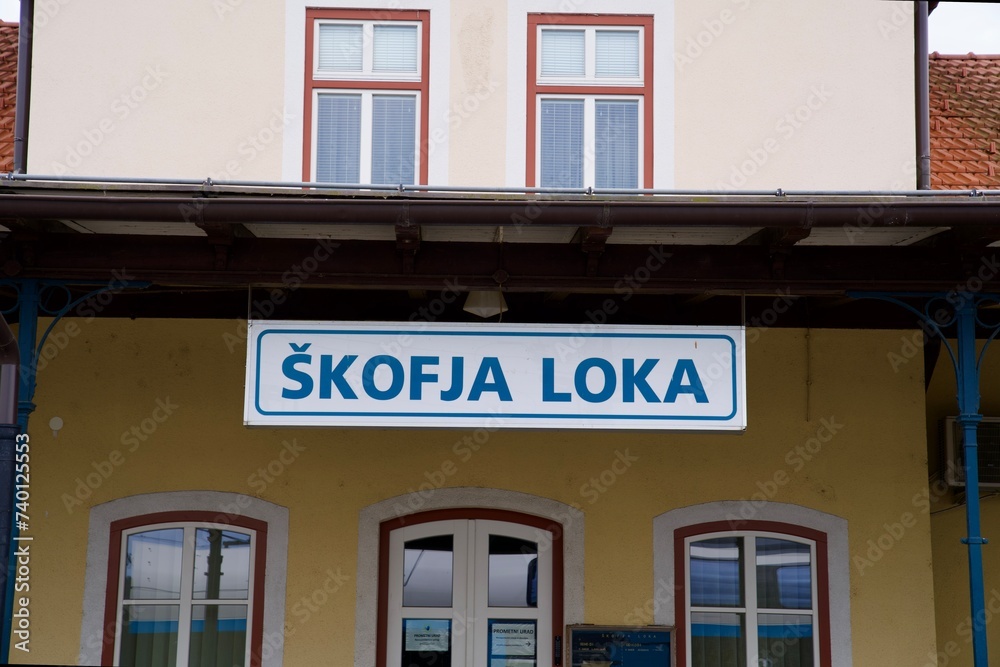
[[313, 19, 423, 82], [684, 530, 820, 667], [536, 25, 645, 87], [311, 89, 422, 184], [113, 522, 258, 667], [535, 94, 645, 189]]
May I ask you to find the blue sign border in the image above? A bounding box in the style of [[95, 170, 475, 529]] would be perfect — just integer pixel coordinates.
[[252, 328, 740, 423]]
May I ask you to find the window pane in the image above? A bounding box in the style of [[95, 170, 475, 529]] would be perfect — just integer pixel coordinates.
[[403, 535, 453, 607], [758, 613, 814, 667], [374, 24, 418, 72], [595, 100, 638, 189], [193, 528, 252, 600], [690, 612, 746, 667], [318, 24, 363, 72], [189, 605, 248, 667], [596, 31, 640, 77], [316, 94, 361, 183], [119, 605, 179, 667], [757, 538, 812, 610], [125, 529, 183, 600], [690, 537, 744, 608], [541, 30, 585, 77], [540, 99, 583, 188], [488, 535, 538, 608], [372, 95, 416, 185]]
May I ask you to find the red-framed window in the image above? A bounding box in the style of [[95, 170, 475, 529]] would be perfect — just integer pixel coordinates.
[[526, 14, 653, 189], [376, 508, 565, 667], [303, 8, 431, 185], [674, 521, 832, 667], [101, 511, 268, 667]]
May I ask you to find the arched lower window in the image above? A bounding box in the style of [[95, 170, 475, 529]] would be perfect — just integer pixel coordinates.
[[676, 522, 831, 667], [377, 509, 564, 667], [102, 512, 267, 667]]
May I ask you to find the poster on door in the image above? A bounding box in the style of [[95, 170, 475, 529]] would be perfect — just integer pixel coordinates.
[[404, 619, 451, 652], [488, 620, 536, 667]]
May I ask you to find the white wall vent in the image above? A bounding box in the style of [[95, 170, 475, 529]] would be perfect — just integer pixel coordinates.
[[944, 416, 1000, 488]]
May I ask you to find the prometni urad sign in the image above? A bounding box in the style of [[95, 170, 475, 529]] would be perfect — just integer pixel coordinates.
[[245, 321, 746, 430]]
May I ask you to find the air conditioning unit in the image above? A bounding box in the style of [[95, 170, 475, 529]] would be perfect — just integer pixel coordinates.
[[944, 417, 1000, 488]]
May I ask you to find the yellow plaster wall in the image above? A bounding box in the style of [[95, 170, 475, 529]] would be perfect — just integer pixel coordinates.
[[10, 320, 936, 665]]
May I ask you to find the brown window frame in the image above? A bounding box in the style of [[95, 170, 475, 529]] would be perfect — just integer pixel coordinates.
[[100, 511, 269, 667], [302, 8, 431, 184], [673, 520, 833, 667], [526, 13, 654, 188]]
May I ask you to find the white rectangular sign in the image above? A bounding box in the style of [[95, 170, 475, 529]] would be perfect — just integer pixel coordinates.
[[244, 321, 746, 430]]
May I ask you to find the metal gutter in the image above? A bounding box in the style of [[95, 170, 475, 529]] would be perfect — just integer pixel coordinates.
[[2, 172, 1000, 198], [11, 0, 33, 173]]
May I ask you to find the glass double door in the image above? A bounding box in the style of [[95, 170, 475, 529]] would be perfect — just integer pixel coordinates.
[[387, 519, 552, 667]]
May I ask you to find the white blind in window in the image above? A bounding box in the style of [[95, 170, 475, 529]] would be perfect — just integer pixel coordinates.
[[595, 100, 638, 189], [371, 95, 416, 185], [540, 30, 585, 77], [318, 24, 363, 72], [596, 31, 640, 78], [540, 99, 584, 188], [373, 25, 418, 73], [316, 94, 362, 183]]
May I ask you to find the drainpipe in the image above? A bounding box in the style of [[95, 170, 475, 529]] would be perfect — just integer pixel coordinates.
[[12, 0, 34, 172], [915, 0, 930, 189]]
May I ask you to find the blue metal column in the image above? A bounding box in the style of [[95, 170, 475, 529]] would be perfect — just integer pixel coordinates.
[[0, 279, 37, 660], [14, 280, 38, 433], [956, 303, 989, 667]]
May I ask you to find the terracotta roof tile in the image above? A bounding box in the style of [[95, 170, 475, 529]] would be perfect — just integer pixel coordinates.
[[0, 22, 16, 173], [929, 52, 1000, 189]]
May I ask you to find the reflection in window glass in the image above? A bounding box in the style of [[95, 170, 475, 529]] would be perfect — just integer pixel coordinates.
[[488, 535, 538, 608], [193, 529, 252, 600], [403, 535, 453, 607], [756, 538, 812, 610], [188, 604, 248, 667], [120, 605, 180, 667], [126, 529, 184, 600], [690, 537, 744, 608], [758, 613, 814, 667], [691, 611, 746, 667]]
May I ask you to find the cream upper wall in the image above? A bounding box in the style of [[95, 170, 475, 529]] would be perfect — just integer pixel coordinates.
[[27, 0, 286, 180], [673, 0, 916, 190], [448, 0, 507, 186], [26, 1, 915, 188]]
